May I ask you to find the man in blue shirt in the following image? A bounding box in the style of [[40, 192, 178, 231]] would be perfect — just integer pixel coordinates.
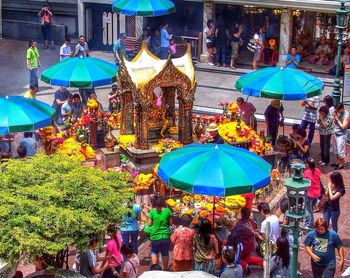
[[285, 46, 301, 69], [113, 33, 126, 67], [19, 132, 37, 156], [304, 218, 344, 278], [160, 23, 171, 60]]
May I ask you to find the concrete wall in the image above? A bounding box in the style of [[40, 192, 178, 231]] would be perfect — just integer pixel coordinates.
[[3, 20, 66, 44]]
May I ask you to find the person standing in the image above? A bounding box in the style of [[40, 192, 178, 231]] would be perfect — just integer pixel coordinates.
[[215, 17, 228, 67], [53, 86, 70, 125], [150, 29, 161, 57], [79, 238, 115, 278], [264, 100, 284, 147], [257, 202, 280, 242], [193, 219, 219, 274], [236, 97, 256, 129], [318, 106, 333, 166], [24, 85, 38, 99], [160, 23, 171, 60], [324, 171, 346, 232], [120, 202, 141, 255], [304, 218, 344, 278], [147, 194, 173, 270], [27, 40, 40, 89], [171, 215, 196, 272], [19, 132, 37, 157], [60, 37, 72, 61], [101, 226, 123, 277], [74, 35, 89, 57], [230, 24, 243, 70], [113, 33, 127, 67], [300, 96, 320, 144], [331, 103, 349, 170], [252, 26, 265, 70], [118, 243, 140, 278], [204, 19, 216, 66], [304, 158, 321, 229], [108, 84, 121, 113], [220, 248, 243, 278], [38, 4, 54, 50], [269, 237, 291, 278], [285, 45, 301, 69]]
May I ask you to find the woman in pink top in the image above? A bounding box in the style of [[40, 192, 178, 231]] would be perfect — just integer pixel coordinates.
[[236, 97, 257, 130], [102, 226, 123, 277], [171, 215, 196, 271], [304, 158, 321, 229]]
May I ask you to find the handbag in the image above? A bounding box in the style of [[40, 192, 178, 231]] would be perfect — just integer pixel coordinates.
[[316, 195, 328, 211], [247, 38, 258, 52]]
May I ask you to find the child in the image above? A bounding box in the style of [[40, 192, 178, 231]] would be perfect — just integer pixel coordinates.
[[220, 248, 243, 278]]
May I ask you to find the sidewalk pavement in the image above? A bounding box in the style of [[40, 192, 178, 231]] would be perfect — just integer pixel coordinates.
[[0, 38, 336, 121]]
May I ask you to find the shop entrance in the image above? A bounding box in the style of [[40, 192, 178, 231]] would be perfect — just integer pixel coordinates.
[[85, 3, 127, 51]]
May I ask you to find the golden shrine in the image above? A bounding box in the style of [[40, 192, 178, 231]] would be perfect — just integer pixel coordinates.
[[117, 43, 197, 150]]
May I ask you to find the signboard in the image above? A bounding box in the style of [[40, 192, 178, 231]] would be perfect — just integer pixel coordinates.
[[103, 15, 112, 24]]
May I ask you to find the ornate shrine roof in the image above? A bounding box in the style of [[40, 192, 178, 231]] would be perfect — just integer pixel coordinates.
[[122, 43, 195, 92]]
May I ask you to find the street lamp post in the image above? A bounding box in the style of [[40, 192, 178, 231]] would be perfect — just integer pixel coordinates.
[[282, 163, 310, 278], [332, 0, 349, 106]]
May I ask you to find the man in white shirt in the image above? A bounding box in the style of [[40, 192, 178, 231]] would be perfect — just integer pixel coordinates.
[[257, 202, 280, 242], [60, 37, 72, 61]]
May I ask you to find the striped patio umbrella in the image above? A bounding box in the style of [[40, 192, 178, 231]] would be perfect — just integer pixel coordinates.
[[158, 144, 272, 196], [112, 0, 175, 17], [235, 67, 324, 100], [0, 96, 55, 134], [41, 57, 118, 88]]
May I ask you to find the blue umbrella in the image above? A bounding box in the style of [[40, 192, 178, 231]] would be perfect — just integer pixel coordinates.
[[112, 0, 175, 16], [0, 96, 55, 135], [235, 67, 324, 100], [41, 57, 118, 88], [158, 144, 272, 196]]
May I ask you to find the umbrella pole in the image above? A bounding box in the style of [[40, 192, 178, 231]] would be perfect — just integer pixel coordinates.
[[212, 197, 215, 230]]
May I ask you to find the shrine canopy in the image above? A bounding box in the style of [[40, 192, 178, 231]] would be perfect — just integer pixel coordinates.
[[122, 43, 195, 93]]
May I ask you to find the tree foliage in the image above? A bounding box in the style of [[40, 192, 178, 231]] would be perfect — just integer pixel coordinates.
[[0, 154, 133, 265]]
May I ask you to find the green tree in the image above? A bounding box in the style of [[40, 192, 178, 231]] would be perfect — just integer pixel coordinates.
[[0, 154, 133, 267]]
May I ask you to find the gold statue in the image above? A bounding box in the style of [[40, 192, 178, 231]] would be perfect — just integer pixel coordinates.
[[160, 104, 171, 137]]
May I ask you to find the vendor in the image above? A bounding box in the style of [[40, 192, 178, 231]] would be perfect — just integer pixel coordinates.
[[264, 100, 284, 147], [206, 123, 224, 144], [236, 97, 257, 129]]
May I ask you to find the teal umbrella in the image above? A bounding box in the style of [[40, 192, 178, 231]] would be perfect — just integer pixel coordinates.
[[158, 144, 272, 196], [235, 67, 324, 100], [0, 96, 55, 134], [41, 57, 118, 88], [112, 0, 175, 16]]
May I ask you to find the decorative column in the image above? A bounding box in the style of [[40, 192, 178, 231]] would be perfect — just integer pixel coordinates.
[[0, 0, 2, 38], [77, 0, 85, 36], [135, 16, 143, 38], [162, 87, 176, 126], [134, 103, 151, 150], [278, 8, 293, 67], [178, 97, 194, 145], [120, 92, 134, 135], [200, 2, 215, 63]]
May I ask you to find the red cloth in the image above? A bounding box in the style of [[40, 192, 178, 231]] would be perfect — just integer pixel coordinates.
[[242, 193, 254, 210], [304, 168, 321, 198]]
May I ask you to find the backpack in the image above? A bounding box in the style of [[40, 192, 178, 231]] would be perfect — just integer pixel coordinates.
[[247, 38, 258, 52]]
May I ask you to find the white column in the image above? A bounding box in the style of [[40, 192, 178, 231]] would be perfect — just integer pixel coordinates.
[[278, 8, 293, 67], [0, 0, 3, 38], [77, 0, 85, 36], [135, 16, 143, 38], [200, 1, 215, 63]]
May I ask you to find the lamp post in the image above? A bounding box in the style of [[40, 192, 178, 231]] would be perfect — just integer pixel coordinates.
[[282, 163, 310, 278], [332, 0, 349, 106]]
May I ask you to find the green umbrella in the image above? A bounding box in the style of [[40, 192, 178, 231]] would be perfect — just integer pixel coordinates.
[[112, 0, 175, 16], [41, 57, 118, 88], [158, 144, 272, 196], [0, 96, 55, 134]]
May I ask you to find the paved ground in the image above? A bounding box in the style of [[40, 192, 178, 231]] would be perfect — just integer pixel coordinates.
[[0, 38, 337, 121]]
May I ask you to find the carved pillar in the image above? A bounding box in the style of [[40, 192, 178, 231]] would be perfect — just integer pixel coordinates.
[[134, 103, 151, 150], [120, 92, 134, 135], [178, 97, 193, 145], [278, 8, 293, 66], [162, 87, 176, 126]]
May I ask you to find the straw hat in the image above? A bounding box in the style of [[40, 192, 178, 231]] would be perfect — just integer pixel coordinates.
[[207, 122, 219, 132], [271, 99, 281, 109]]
